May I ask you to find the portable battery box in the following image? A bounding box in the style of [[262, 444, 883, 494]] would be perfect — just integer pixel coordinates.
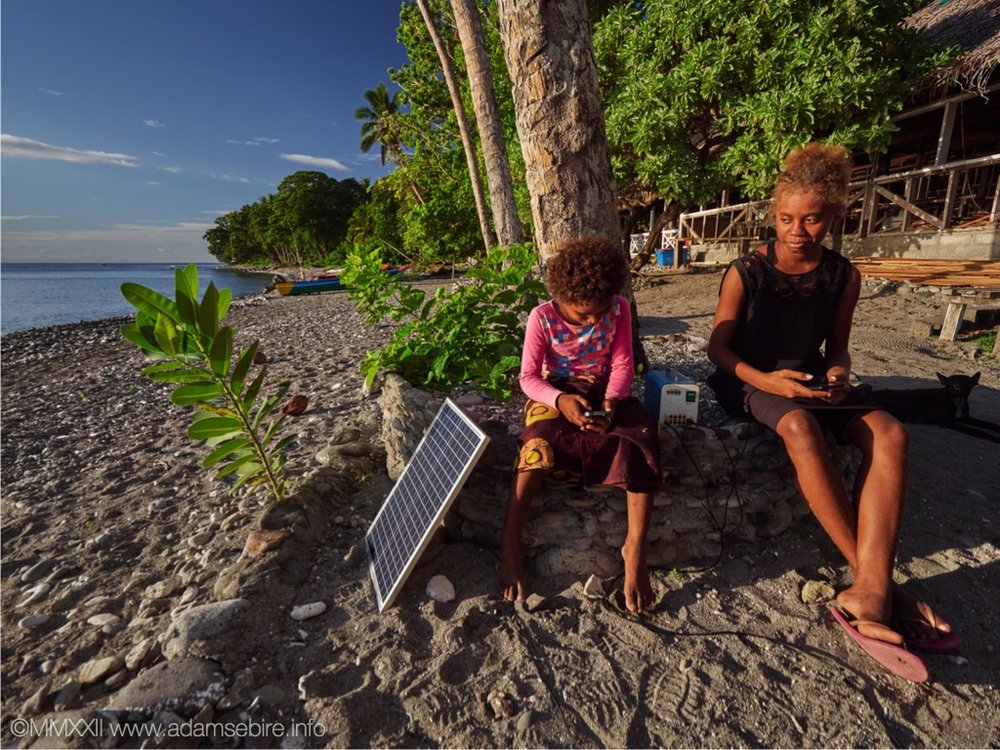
[[644, 370, 700, 427]]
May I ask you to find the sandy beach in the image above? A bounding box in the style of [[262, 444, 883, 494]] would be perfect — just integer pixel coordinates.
[[2, 269, 999, 748]]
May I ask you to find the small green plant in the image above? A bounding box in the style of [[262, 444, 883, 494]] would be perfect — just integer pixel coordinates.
[[971, 329, 997, 353], [669, 567, 684, 582], [342, 243, 546, 399], [120, 265, 295, 500]]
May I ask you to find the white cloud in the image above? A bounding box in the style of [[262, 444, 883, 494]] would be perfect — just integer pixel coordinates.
[[1, 214, 59, 221], [0, 134, 140, 167], [160, 166, 183, 174], [38, 88, 66, 96], [146, 181, 162, 186], [226, 139, 261, 147], [144, 120, 166, 128], [0, 221, 215, 263], [152, 151, 167, 157], [253, 137, 279, 144], [280, 153, 349, 171], [204, 171, 252, 184]]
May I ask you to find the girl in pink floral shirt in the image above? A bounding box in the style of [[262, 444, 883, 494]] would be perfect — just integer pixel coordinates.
[[499, 236, 662, 614]]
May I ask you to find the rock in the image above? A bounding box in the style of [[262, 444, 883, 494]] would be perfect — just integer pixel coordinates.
[[18, 582, 51, 607], [583, 574, 606, 599], [253, 350, 268, 364], [143, 578, 178, 600], [426, 575, 456, 603], [244, 528, 292, 558], [20, 559, 59, 583], [104, 669, 129, 688], [106, 657, 224, 717], [19, 614, 51, 629], [217, 667, 255, 710], [124, 638, 153, 670], [290, 602, 327, 621], [187, 531, 214, 549], [260, 501, 308, 530], [79, 655, 125, 685], [281, 394, 309, 416], [162, 599, 250, 660], [523, 594, 547, 613], [333, 441, 369, 457], [516, 710, 536, 734], [22, 709, 120, 748], [454, 394, 485, 406], [343, 545, 363, 568], [486, 687, 517, 719], [800, 580, 836, 604], [21, 679, 53, 715], [52, 680, 82, 711], [87, 613, 122, 628]]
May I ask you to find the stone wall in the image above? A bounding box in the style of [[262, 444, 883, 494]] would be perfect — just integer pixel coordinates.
[[379, 374, 860, 577]]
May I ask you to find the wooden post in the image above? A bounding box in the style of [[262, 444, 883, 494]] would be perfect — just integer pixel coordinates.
[[902, 177, 914, 232], [942, 170, 958, 230], [940, 302, 967, 342], [935, 101, 957, 166]]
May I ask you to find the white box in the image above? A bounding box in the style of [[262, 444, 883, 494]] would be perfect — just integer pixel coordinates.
[[644, 370, 700, 426]]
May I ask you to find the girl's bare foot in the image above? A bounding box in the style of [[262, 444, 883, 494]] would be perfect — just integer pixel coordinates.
[[621, 541, 654, 614], [498, 536, 527, 602]]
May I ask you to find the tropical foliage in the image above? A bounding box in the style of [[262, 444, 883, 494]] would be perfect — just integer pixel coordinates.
[[341, 242, 545, 399], [203, 171, 367, 268], [120, 266, 295, 500], [593, 0, 951, 205]]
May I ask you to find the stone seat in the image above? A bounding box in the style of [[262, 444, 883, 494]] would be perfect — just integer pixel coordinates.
[[379, 374, 860, 577]]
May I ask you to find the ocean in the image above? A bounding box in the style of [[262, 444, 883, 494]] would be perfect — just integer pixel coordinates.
[[0, 263, 274, 336]]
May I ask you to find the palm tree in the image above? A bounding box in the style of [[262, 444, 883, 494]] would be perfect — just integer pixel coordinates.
[[355, 83, 402, 166]]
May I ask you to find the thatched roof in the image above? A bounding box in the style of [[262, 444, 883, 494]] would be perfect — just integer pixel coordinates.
[[905, 0, 1000, 94]]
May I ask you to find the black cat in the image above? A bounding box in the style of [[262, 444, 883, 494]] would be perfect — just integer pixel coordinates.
[[861, 372, 1000, 444]]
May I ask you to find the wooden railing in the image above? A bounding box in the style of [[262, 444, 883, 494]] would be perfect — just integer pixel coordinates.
[[676, 152, 1000, 246]]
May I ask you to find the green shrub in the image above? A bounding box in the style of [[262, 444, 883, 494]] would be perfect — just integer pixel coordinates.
[[342, 243, 545, 399], [120, 265, 294, 500]]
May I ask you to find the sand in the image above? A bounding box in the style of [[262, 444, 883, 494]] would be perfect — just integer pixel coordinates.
[[1, 268, 999, 748]]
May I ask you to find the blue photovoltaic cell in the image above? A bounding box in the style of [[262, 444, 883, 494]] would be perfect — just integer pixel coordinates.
[[366, 399, 489, 611]]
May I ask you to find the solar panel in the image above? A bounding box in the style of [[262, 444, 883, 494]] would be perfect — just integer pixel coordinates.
[[366, 398, 490, 611]]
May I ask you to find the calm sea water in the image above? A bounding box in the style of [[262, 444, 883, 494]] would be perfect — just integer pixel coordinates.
[[0, 263, 273, 336]]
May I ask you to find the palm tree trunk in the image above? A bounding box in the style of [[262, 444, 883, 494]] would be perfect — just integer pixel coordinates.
[[451, 0, 523, 248], [415, 0, 495, 254]]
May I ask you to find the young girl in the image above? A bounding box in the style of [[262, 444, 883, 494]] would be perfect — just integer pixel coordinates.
[[707, 143, 957, 669], [499, 236, 662, 614]]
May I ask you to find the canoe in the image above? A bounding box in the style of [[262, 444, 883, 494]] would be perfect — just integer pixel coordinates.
[[274, 277, 343, 296]]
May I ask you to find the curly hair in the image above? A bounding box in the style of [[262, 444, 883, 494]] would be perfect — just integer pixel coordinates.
[[772, 142, 852, 217], [546, 236, 626, 304]]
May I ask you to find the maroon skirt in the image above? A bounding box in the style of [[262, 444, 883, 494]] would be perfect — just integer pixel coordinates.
[[515, 377, 662, 493]]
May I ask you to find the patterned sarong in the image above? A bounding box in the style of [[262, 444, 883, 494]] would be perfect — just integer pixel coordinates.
[[515, 377, 662, 492]]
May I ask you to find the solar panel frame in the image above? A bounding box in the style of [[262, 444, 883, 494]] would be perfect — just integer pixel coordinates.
[[366, 398, 490, 611]]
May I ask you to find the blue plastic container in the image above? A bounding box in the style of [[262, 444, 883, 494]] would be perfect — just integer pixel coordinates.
[[655, 248, 689, 266]]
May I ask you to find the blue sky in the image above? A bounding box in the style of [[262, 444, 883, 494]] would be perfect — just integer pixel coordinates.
[[1, 0, 409, 263]]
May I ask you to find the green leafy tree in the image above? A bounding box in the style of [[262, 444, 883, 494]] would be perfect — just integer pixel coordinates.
[[593, 0, 952, 209], [120, 266, 294, 500]]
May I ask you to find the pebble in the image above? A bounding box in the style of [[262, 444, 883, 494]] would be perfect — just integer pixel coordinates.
[[583, 574, 605, 599], [800, 580, 836, 604], [486, 687, 517, 718], [19, 614, 51, 629], [18, 583, 52, 607], [83, 595, 114, 609], [148, 499, 171, 513], [143, 578, 177, 600], [125, 638, 155, 670], [523, 594, 547, 613], [426, 575, 456, 603], [244, 528, 292, 558], [948, 655, 969, 666], [79, 655, 124, 685], [290, 602, 327, 621], [343, 545, 363, 568], [87, 613, 122, 628], [52, 680, 82, 710], [21, 559, 59, 583], [187, 531, 214, 549], [334, 441, 369, 457]]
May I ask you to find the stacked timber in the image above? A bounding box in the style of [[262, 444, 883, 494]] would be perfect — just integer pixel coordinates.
[[851, 257, 1000, 288]]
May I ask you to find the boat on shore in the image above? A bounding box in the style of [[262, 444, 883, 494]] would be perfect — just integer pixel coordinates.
[[273, 277, 344, 296]]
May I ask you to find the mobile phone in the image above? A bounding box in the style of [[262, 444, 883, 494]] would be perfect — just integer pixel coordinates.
[[803, 376, 829, 391], [583, 409, 609, 418]]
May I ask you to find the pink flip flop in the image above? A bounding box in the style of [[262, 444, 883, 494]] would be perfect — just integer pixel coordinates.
[[829, 607, 928, 683], [905, 631, 962, 653]]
